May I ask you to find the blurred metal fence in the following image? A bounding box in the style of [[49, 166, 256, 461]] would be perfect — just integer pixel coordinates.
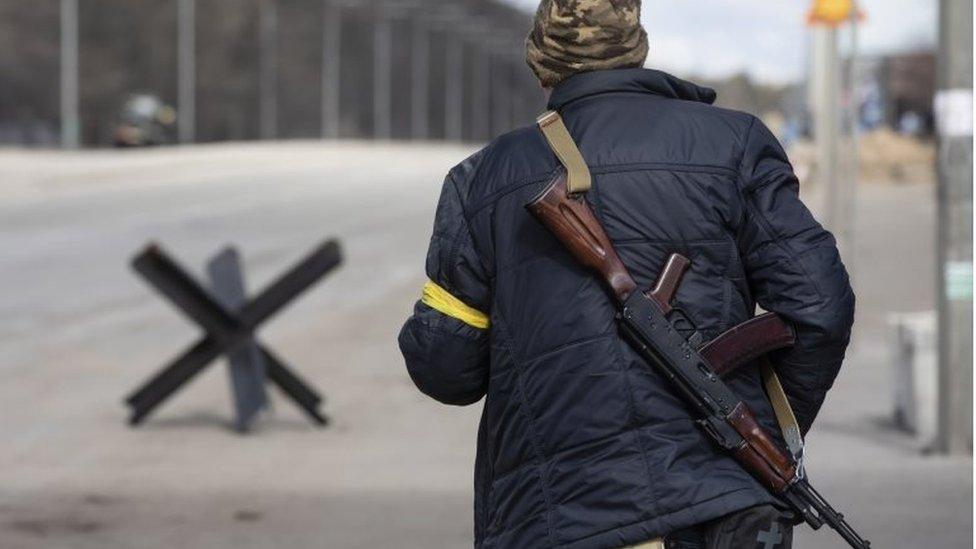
[[0, 0, 540, 147]]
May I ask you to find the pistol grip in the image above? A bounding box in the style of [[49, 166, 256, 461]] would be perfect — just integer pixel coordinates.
[[648, 253, 691, 314]]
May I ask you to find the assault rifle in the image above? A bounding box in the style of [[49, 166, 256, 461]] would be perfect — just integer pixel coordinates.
[[527, 172, 871, 549]]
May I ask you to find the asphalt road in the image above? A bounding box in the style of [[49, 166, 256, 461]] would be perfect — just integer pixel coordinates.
[[0, 142, 970, 548]]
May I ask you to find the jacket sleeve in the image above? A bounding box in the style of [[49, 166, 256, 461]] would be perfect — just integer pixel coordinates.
[[397, 157, 491, 406], [735, 117, 856, 434]]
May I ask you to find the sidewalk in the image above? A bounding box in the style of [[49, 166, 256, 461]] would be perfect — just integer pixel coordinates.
[[793, 181, 972, 548]]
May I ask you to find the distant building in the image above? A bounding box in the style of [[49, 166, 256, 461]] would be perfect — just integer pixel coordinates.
[[853, 51, 937, 135]]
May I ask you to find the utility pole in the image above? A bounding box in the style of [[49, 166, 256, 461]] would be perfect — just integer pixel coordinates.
[[811, 26, 841, 231], [841, 8, 860, 271], [444, 35, 464, 141], [373, 10, 393, 139], [934, 0, 973, 455], [470, 46, 491, 141], [490, 50, 511, 138], [807, 0, 862, 251], [60, 0, 79, 148], [177, 0, 196, 143], [321, 0, 342, 139], [259, 0, 279, 140], [459, 22, 494, 142], [410, 17, 429, 140], [426, 6, 470, 142]]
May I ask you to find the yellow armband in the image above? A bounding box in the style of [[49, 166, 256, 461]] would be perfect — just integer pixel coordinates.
[[421, 280, 490, 330]]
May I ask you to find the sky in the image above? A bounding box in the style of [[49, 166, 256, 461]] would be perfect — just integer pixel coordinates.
[[505, 0, 938, 83]]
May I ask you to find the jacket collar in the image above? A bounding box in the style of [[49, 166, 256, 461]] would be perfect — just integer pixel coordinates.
[[547, 68, 717, 111]]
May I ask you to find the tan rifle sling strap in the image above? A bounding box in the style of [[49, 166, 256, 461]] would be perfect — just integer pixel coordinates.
[[534, 110, 804, 460], [761, 358, 804, 459], [537, 111, 591, 194]]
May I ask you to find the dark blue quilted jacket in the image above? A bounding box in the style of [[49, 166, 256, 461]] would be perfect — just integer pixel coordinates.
[[399, 68, 854, 549]]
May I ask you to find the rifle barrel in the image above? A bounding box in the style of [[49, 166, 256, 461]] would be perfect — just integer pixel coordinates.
[[792, 480, 872, 549]]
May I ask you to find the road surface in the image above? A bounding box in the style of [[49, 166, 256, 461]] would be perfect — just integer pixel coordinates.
[[0, 142, 970, 548]]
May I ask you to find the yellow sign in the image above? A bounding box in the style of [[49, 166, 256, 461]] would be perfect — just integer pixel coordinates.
[[807, 0, 859, 26]]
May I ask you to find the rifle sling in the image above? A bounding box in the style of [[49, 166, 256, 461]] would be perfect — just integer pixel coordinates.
[[761, 358, 804, 458], [537, 111, 591, 194], [534, 110, 802, 456]]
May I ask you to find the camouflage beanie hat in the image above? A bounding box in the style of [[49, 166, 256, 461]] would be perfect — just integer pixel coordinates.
[[525, 0, 648, 88]]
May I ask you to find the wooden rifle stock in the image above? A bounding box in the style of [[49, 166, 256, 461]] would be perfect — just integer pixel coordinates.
[[527, 173, 637, 304]]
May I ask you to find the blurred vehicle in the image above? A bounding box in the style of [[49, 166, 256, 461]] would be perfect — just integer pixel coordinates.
[[113, 93, 176, 147]]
